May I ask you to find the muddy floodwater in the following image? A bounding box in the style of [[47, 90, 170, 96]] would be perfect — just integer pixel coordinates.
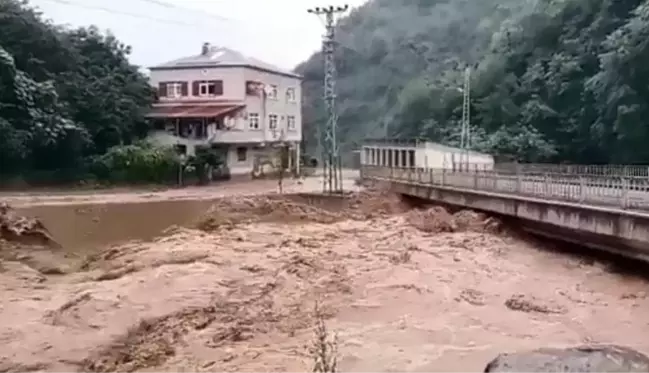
[[1, 178, 649, 372]]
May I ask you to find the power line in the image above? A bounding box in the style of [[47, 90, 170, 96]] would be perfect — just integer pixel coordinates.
[[41, 0, 302, 34], [40, 0, 220, 28], [133, 0, 233, 22], [308, 5, 348, 195], [41, 0, 363, 59]]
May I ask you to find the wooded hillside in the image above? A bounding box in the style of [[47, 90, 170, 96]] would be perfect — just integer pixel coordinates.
[[297, 0, 649, 164], [0, 0, 162, 184]]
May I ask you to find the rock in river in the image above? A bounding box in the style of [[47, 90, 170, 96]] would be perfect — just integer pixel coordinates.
[[484, 345, 649, 372]]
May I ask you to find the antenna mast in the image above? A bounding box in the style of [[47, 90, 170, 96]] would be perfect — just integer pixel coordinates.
[[308, 4, 348, 194]]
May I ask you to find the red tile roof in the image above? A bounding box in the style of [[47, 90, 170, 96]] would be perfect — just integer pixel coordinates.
[[146, 103, 244, 118]]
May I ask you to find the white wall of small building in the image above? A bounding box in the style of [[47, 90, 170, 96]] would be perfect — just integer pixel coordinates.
[[361, 142, 495, 170]]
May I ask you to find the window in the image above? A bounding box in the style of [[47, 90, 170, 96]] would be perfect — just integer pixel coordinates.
[[174, 144, 187, 156], [287, 115, 296, 130], [236, 147, 247, 162], [158, 81, 187, 98], [248, 113, 260, 129], [286, 88, 296, 102], [267, 84, 278, 99], [245, 80, 262, 96], [268, 114, 278, 129], [193, 80, 223, 96], [168, 82, 182, 98]]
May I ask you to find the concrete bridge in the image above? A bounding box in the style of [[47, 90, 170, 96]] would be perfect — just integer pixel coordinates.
[[360, 153, 649, 262]]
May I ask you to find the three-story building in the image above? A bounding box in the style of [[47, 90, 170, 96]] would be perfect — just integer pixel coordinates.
[[146, 42, 302, 178]]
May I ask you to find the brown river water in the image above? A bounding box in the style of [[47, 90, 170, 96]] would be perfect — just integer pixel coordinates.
[[1, 177, 649, 372]]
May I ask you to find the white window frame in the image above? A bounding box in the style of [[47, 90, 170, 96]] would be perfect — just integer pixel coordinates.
[[248, 113, 260, 129], [268, 114, 278, 129], [267, 85, 278, 100], [286, 88, 296, 102], [167, 82, 182, 98], [198, 82, 210, 96], [287, 115, 296, 130]]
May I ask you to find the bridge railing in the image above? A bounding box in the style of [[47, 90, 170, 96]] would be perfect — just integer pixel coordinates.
[[495, 163, 649, 178], [361, 165, 649, 210]]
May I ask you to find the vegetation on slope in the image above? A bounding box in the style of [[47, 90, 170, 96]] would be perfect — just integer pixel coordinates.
[[0, 0, 173, 185], [298, 0, 649, 164]]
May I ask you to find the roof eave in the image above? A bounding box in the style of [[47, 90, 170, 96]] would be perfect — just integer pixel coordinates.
[[147, 63, 303, 79]]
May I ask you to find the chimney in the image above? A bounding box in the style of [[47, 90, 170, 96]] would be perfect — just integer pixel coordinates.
[[201, 42, 210, 55]]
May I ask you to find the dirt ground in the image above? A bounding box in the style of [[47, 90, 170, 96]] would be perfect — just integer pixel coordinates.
[[0, 170, 362, 208], [2, 179, 649, 372]]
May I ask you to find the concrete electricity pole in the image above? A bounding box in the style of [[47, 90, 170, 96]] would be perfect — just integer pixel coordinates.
[[308, 4, 348, 194]]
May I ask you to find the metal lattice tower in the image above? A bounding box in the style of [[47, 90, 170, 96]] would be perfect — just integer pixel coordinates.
[[460, 66, 471, 168], [308, 5, 348, 194]]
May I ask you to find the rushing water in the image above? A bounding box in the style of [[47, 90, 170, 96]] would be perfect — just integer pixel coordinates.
[[1, 184, 649, 372]]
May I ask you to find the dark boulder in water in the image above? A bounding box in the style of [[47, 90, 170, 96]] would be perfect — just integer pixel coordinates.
[[484, 345, 649, 372]]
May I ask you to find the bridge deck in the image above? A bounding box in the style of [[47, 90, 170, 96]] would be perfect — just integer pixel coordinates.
[[362, 166, 649, 212]]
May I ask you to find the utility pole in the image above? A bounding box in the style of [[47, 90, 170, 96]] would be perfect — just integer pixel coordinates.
[[308, 4, 348, 194], [459, 66, 471, 170]]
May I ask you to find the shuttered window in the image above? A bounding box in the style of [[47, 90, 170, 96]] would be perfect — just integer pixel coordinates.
[[193, 80, 223, 96], [158, 81, 188, 97]]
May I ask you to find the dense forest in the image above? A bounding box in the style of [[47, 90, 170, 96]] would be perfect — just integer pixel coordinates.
[[0, 0, 182, 185], [297, 0, 649, 164]]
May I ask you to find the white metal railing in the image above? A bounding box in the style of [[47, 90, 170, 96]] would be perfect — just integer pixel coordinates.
[[361, 165, 649, 210], [495, 163, 649, 178]]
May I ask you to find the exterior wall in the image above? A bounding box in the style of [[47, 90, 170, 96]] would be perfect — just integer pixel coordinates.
[[149, 66, 246, 101], [148, 130, 206, 156], [361, 143, 494, 170], [421, 144, 494, 170], [149, 66, 302, 146], [225, 145, 277, 177], [361, 145, 418, 168], [242, 68, 302, 144], [226, 144, 255, 176]]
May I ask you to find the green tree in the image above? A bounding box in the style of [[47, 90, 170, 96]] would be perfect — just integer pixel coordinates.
[[0, 0, 155, 184], [298, 0, 649, 164]]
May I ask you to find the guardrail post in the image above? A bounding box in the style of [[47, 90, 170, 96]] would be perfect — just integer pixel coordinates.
[[442, 168, 447, 186], [579, 176, 586, 202], [543, 173, 550, 197], [621, 177, 629, 209], [473, 171, 478, 189], [516, 172, 522, 193]]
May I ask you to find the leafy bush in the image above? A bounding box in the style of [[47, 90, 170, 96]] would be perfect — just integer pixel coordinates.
[[88, 142, 181, 184]]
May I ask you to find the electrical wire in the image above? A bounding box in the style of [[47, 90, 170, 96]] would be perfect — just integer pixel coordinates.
[[40, 0, 364, 66], [133, 0, 233, 22], [40, 0, 216, 28]]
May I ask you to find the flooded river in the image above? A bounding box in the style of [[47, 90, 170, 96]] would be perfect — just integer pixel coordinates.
[[1, 179, 649, 372]]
